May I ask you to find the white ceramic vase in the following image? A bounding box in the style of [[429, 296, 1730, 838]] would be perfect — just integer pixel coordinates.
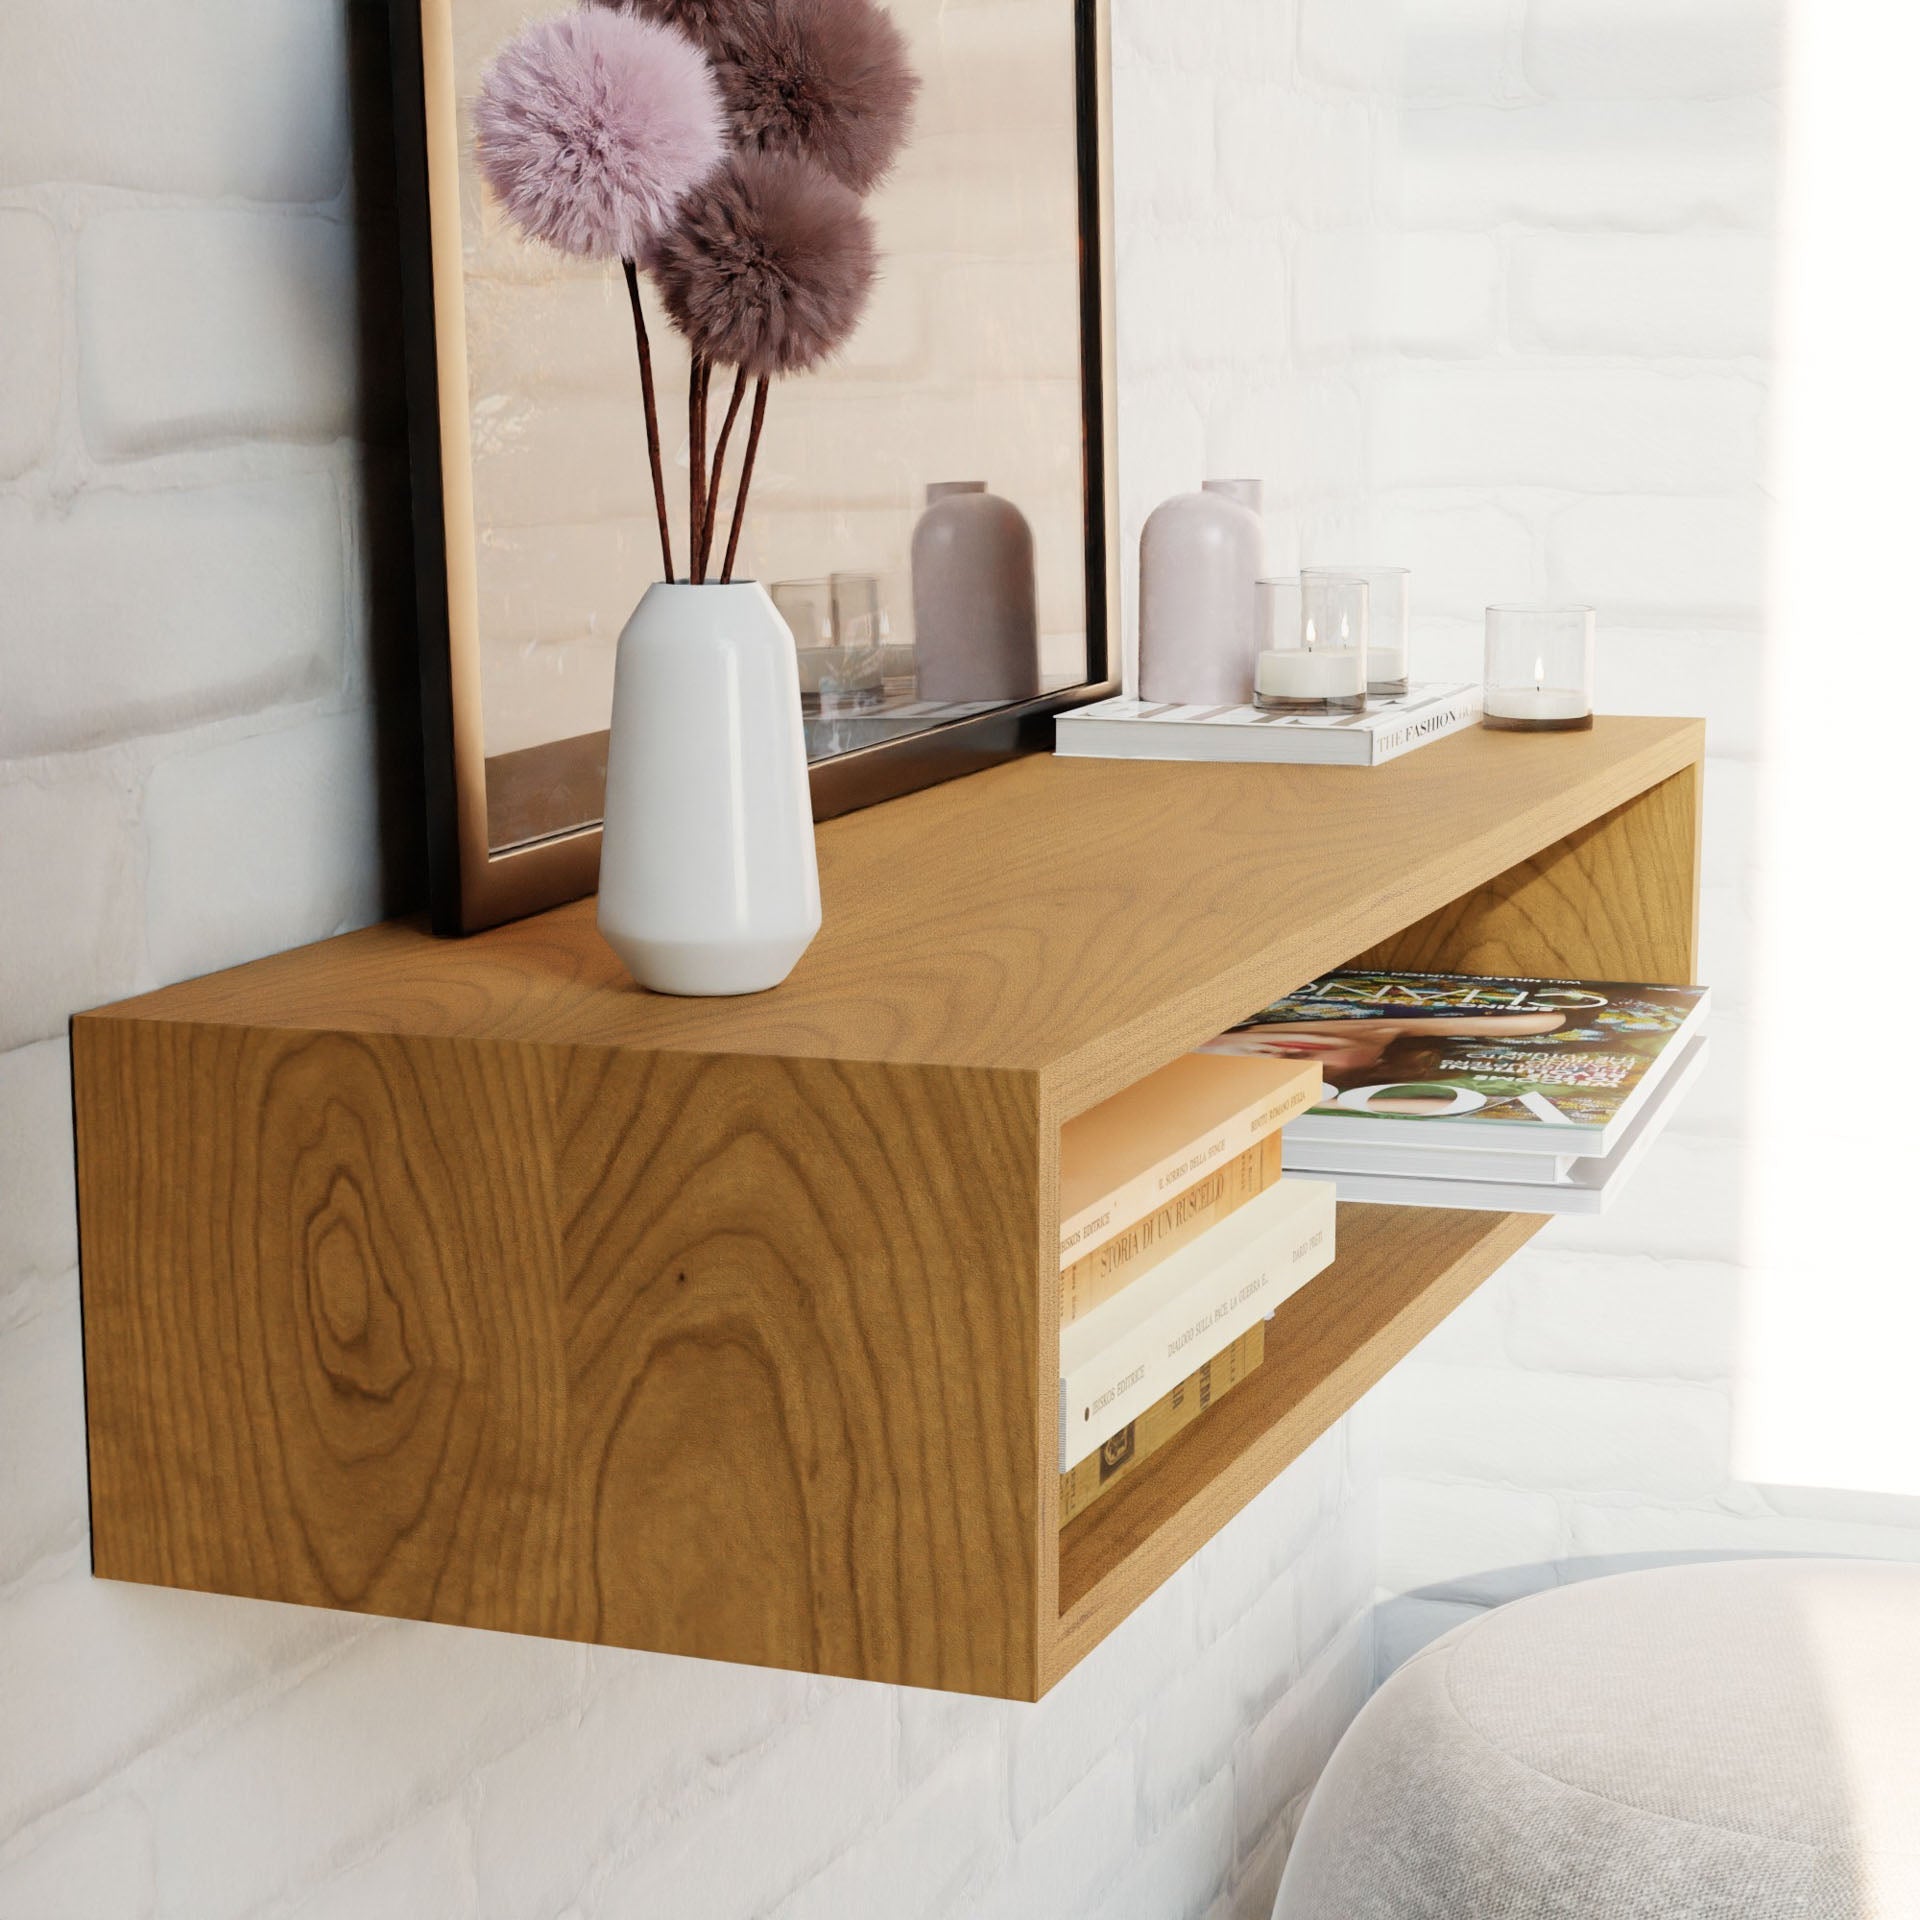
[[598, 581, 821, 997], [1137, 478, 1268, 705]]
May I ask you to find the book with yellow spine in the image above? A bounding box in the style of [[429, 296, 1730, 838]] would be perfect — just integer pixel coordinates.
[[1059, 1175, 1333, 1470], [1057, 1053, 1319, 1269], [1059, 1320, 1266, 1526], [1060, 1131, 1285, 1327]]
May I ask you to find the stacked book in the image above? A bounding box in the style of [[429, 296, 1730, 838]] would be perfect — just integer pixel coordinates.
[[1199, 969, 1710, 1212], [1054, 683, 1483, 767], [1056, 1053, 1333, 1524]]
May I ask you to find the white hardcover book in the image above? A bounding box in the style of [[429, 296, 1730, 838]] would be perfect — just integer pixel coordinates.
[[1053, 683, 1483, 768], [1321, 1038, 1708, 1215], [1059, 1177, 1336, 1471], [1286, 1138, 1579, 1185]]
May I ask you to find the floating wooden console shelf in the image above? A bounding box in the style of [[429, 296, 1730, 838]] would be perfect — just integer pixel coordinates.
[[74, 717, 1702, 1699]]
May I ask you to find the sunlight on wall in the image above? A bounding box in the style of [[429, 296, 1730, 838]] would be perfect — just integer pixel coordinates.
[[1738, 0, 1920, 1496]]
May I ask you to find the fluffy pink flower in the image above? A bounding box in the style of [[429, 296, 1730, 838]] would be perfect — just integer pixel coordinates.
[[717, 0, 917, 194], [592, 0, 745, 58], [651, 151, 876, 373], [602, 0, 918, 193], [475, 9, 727, 260]]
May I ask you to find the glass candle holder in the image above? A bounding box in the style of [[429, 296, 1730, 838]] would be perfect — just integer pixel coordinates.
[[1255, 577, 1302, 654], [772, 578, 833, 650], [1482, 605, 1595, 732], [822, 572, 887, 713], [1304, 566, 1409, 695], [1254, 574, 1366, 713]]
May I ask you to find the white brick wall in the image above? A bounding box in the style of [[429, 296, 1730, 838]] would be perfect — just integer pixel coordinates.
[[7, 0, 1910, 1910], [1343, 0, 1920, 1678], [0, 2, 1384, 1916], [0, 479, 348, 759], [0, 211, 61, 481], [77, 209, 360, 456], [0, 0, 351, 201]]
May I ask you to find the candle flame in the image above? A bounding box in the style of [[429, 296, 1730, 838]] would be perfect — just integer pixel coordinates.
[[1533, 654, 1545, 689]]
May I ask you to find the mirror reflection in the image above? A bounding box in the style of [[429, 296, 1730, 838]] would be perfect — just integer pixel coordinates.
[[450, 0, 1095, 852]]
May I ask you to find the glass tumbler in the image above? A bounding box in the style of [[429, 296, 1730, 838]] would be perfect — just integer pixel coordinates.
[[1254, 574, 1366, 713], [1482, 605, 1595, 732], [823, 572, 887, 712], [1303, 567, 1409, 696]]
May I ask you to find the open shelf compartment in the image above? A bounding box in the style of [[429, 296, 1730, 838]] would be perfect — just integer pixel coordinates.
[[1053, 1206, 1543, 1664], [73, 718, 1702, 1701]]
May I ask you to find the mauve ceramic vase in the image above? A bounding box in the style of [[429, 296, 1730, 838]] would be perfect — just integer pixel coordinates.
[[597, 581, 821, 997], [910, 481, 1041, 704], [1138, 478, 1267, 705]]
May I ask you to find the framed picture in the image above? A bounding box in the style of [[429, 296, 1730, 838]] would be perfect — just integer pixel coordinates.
[[389, 0, 1119, 932]]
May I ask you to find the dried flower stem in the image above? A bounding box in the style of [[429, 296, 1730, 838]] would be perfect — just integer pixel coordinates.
[[699, 366, 750, 579], [622, 258, 674, 583], [695, 349, 718, 579], [722, 375, 771, 584]]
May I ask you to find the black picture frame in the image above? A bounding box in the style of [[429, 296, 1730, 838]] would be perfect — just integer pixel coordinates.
[[388, 0, 1120, 933]]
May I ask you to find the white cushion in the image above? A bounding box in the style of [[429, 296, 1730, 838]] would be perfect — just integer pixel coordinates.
[[1276, 1558, 1920, 1919]]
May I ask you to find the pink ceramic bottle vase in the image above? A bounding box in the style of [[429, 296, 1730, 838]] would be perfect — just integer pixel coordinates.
[[1137, 478, 1267, 705], [910, 481, 1041, 703]]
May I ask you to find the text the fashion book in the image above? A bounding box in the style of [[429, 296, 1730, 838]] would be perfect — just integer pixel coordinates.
[[1053, 683, 1483, 767]]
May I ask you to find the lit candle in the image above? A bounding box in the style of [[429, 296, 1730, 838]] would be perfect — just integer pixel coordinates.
[[1483, 609, 1595, 732], [1255, 573, 1369, 712], [1304, 566, 1409, 695], [1484, 685, 1590, 722], [1483, 654, 1589, 724], [1255, 647, 1366, 703]]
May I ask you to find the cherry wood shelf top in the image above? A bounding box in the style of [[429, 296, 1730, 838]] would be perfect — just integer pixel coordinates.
[[115, 717, 1702, 1119], [76, 717, 1704, 1698]]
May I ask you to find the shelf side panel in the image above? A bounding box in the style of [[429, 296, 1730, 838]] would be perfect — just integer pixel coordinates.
[[1347, 761, 1703, 987]]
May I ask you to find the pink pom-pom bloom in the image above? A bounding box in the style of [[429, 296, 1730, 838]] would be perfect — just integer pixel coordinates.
[[592, 0, 743, 59], [474, 9, 727, 261], [600, 0, 919, 196], [717, 0, 918, 195], [651, 150, 876, 373]]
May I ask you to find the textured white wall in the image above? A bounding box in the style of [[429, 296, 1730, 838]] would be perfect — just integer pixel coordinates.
[[0, 3, 1381, 1916], [9, 0, 1910, 1911], [1343, 0, 1920, 1674]]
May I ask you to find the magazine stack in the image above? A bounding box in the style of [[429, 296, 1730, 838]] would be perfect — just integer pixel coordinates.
[[1197, 969, 1710, 1215]]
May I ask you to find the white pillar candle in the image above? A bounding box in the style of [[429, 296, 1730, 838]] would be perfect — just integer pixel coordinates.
[[1255, 647, 1366, 700], [1369, 643, 1408, 686], [1483, 686, 1590, 722], [1303, 566, 1409, 692]]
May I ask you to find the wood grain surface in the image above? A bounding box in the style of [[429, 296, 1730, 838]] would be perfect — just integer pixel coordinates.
[[101, 718, 1703, 1119], [75, 715, 1705, 1697], [77, 1025, 1044, 1694], [1353, 761, 1701, 987]]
